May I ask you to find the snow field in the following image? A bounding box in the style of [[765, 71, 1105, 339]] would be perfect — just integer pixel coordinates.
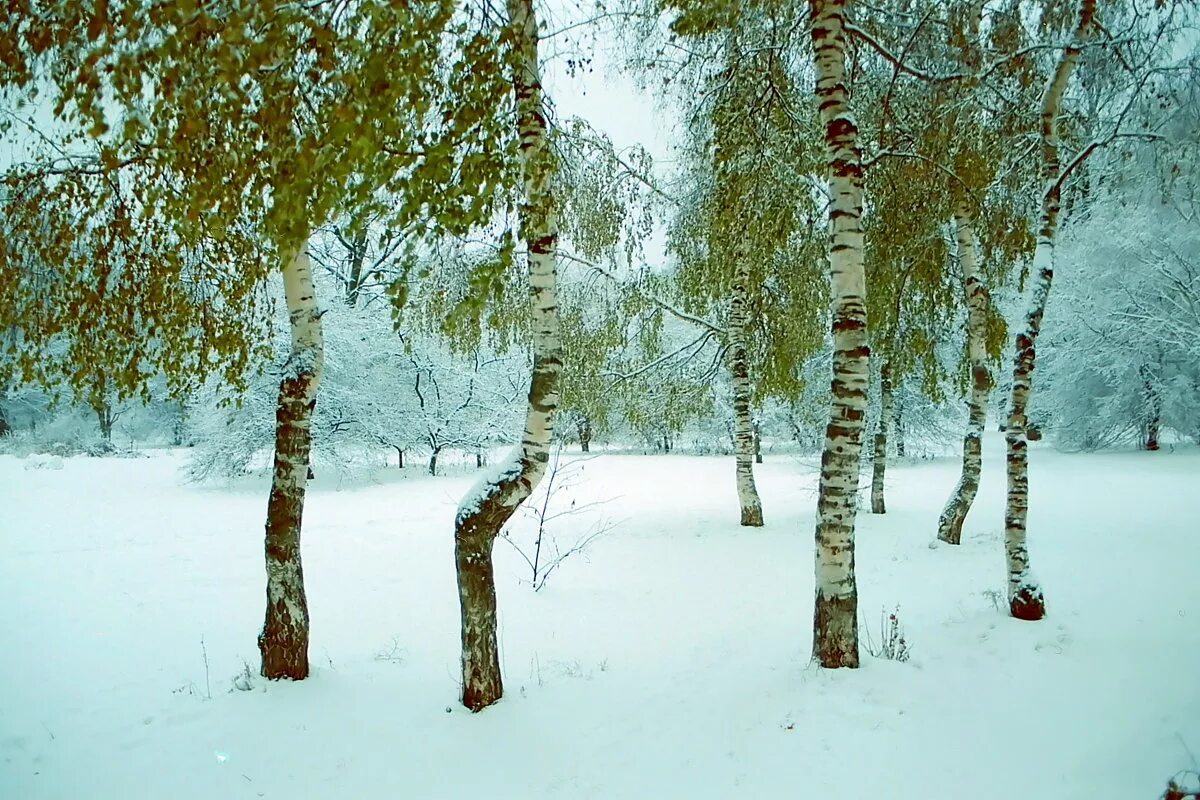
[[1, 435, 1197, 798]]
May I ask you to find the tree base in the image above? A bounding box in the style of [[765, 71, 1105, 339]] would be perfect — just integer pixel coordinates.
[[462, 676, 503, 712], [259, 630, 309, 680], [740, 505, 764, 527], [456, 520, 504, 712], [813, 593, 860, 668], [871, 498, 886, 514], [937, 515, 963, 545], [1009, 585, 1046, 621]]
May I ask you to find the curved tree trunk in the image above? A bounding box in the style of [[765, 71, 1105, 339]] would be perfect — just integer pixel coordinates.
[[259, 241, 323, 680], [870, 361, 892, 514], [730, 261, 764, 527], [454, 0, 562, 712], [938, 206, 990, 544], [809, 0, 866, 669], [1005, 0, 1095, 623]]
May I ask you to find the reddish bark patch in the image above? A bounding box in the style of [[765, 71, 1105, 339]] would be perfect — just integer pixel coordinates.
[[1010, 586, 1046, 621], [813, 593, 860, 668]]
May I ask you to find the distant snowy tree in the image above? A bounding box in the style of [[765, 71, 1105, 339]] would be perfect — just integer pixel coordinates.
[[1041, 203, 1200, 449]]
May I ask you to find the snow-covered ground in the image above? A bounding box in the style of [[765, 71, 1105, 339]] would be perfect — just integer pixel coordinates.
[[2, 435, 1198, 799]]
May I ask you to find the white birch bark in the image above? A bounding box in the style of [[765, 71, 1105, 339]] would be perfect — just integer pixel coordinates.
[[870, 360, 892, 515], [810, 0, 866, 668], [259, 241, 323, 680], [730, 260, 764, 527], [454, 0, 562, 711], [1005, 0, 1095, 621], [938, 206, 989, 544]]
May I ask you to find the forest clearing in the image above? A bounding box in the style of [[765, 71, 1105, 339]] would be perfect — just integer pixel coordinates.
[[3, 440, 1199, 799], [2, 0, 1198, 796]]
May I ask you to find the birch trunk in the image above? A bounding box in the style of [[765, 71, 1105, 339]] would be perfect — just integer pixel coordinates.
[[938, 207, 990, 544], [454, 0, 562, 712], [259, 241, 322, 680], [1005, 0, 1094, 622], [730, 261, 764, 527], [870, 361, 892, 515], [809, 0, 866, 668]]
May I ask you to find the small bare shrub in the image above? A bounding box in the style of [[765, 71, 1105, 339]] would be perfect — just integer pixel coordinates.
[[231, 660, 256, 692], [499, 444, 620, 591], [982, 588, 1006, 614], [374, 638, 406, 665], [862, 605, 911, 663]]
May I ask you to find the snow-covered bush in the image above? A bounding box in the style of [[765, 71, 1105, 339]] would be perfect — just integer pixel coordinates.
[[1038, 203, 1200, 450], [186, 280, 525, 480]]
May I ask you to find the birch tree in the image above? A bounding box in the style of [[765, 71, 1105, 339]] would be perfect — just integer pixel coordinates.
[[650, 1, 825, 527], [1000, 0, 1096, 620], [3, 1, 513, 677], [849, 0, 1022, 522], [453, 0, 561, 712], [808, 0, 867, 668], [859, 2, 1014, 539], [937, 204, 991, 542]]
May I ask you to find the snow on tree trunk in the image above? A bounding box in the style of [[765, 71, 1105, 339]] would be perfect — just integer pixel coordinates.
[[938, 207, 990, 544], [1004, 0, 1095, 623], [870, 361, 892, 515], [453, 0, 562, 712], [809, 0, 865, 669], [429, 448, 440, 477], [730, 261, 764, 527], [259, 241, 323, 680]]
